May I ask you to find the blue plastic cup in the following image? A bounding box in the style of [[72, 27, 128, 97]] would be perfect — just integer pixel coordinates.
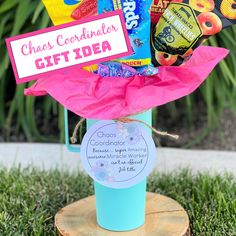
[[87, 110, 152, 231]]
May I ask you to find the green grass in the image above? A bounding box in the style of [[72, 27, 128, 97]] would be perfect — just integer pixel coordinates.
[[0, 168, 235, 235]]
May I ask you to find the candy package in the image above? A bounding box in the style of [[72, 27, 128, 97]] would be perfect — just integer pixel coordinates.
[[136, 65, 159, 76], [98, 62, 137, 77], [151, 0, 236, 66], [97, 62, 159, 77], [151, 0, 173, 24], [42, 0, 97, 25], [71, 0, 97, 20], [42, 0, 79, 25], [98, 0, 152, 67], [42, 0, 98, 72]]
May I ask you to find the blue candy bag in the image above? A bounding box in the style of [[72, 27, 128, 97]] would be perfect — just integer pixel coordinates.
[[98, 0, 152, 67]]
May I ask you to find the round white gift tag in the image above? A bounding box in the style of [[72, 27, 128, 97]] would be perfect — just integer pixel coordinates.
[[80, 120, 156, 188]]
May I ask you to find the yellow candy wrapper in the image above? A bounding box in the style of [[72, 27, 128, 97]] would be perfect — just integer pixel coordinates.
[[42, 0, 80, 25], [42, 0, 98, 71]]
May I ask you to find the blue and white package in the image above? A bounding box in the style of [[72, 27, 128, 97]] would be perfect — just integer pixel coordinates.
[[98, 62, 137, 77], [97, 62, 158, 77], [98, 0, 152, 67], [137, 65, 158, 76]]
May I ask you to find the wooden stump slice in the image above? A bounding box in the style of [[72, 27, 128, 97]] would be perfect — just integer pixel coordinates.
[[55, 192, 190, 236]]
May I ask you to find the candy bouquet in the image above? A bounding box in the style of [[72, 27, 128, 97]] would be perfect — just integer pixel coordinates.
[[7, 0, 235, 232], [24, 0, 234, 119]]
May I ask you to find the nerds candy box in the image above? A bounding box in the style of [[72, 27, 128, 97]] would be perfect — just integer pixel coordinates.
[[98, 0, 152, 66]]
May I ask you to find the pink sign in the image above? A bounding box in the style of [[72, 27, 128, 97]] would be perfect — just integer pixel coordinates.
[[6, 10, 132, 84]]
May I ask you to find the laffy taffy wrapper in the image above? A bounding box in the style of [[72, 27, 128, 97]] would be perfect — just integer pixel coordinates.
[[151, 0, 236, 67], [24, 46, 228, 119]]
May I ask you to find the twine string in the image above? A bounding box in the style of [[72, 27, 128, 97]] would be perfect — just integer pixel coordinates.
[[70, 118, 86, 144], [70, 117, 179, 144], [116, 117, 179, 140]]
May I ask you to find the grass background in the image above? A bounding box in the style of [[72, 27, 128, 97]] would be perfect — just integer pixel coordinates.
[[0, 168, 235, 236]]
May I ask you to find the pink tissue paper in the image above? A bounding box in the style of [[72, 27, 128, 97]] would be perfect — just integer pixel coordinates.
[[25, 46, 228, 119]]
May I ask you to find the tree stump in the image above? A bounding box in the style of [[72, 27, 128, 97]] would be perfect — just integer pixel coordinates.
[[55, 192, 190, 236]]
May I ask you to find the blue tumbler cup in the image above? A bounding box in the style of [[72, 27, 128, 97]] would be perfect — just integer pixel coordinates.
[[87, 110, 152, 231], [65, 109, 152, 231]]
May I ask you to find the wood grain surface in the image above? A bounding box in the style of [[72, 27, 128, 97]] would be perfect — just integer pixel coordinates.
[[55, 192, 190, 236]]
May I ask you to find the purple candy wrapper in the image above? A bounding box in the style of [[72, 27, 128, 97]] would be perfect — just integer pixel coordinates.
[[98, 62, 137, 78], [108, 62, 123, 77], [122, 64, 137, 77], [137, 66, 159, 76], [98, 64, 109, 77]]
